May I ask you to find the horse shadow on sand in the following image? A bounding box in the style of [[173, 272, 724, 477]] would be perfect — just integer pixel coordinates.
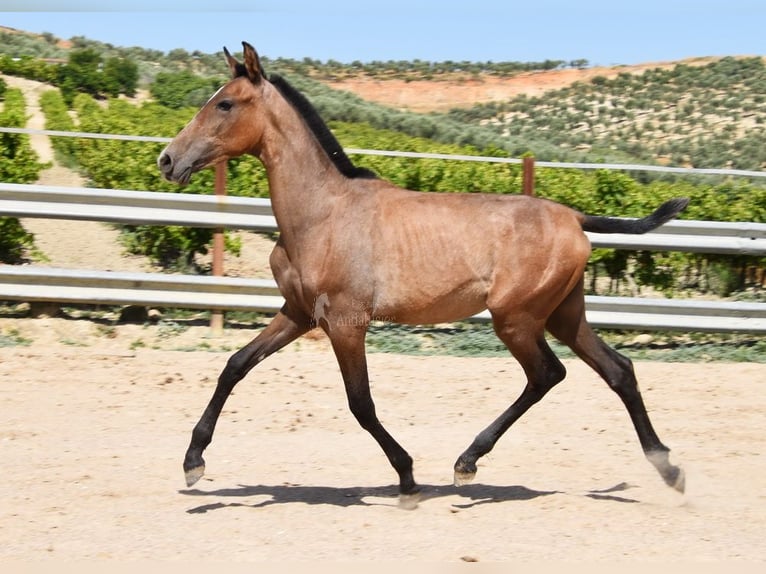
[[180, 481, 640, 514]]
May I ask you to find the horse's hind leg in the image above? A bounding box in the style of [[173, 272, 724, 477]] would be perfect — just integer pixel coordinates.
[[183, 305, 311, 487], [454, 318, 567, 485], [546, 283, 685, 492]]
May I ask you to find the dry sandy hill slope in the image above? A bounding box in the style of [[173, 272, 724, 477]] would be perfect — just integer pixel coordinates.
[[323, 58, 718, 112]]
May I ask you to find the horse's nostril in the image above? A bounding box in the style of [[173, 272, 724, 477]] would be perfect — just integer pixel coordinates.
[[158, 151, 173, 172]]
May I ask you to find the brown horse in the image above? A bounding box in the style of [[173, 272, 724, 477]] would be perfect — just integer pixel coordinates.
[[159, 41, 688, 506]]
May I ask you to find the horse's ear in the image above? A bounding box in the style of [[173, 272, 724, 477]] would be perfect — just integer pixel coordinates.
[[223, 46, 241, 78], [242, 41, 265, 84], [223, 44, 263, 83]]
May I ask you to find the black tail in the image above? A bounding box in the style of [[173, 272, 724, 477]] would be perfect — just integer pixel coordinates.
[[581, 197, 689, 234]]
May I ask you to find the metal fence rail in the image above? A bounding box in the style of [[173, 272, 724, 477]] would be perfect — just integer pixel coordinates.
[[1, 265, 764, 333], [0, 266, 284, 313], [0, 182, 277, 231], [585, 228, 766, 255], [3, 182, 766, 255]]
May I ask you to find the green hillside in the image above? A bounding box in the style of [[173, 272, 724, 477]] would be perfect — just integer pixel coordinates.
[[444, 57, 766, 170]]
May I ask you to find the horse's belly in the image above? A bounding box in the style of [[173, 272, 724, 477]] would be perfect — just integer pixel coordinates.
[[374, 280, 488, 325]]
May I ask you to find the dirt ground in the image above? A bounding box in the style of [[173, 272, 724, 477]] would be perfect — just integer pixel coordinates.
[[1, 321, 765, 563]]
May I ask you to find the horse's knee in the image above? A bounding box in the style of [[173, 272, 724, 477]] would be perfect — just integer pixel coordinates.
[[219, 355, 243, 384], [603, 353, 639, 396], [348, 400, 377, 431], [221, 342, 273, 383], [219, 348, 256, 386]]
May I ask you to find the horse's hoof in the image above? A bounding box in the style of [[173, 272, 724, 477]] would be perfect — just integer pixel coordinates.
[[184, 465, 205, 487], [671, 466, 686, 494], [454, 470, 476, 486], [398, 490, 421, 510], [646, 450, 685, 494]]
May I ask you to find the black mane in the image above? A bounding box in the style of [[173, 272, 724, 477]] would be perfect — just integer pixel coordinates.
[[268, 74, 377, 180]]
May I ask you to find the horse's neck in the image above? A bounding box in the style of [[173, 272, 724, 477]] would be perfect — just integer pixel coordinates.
[[258, 92, 347, 240]]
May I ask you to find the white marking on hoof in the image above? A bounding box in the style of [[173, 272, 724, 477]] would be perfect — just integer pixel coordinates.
[[398, 491, 421, 510], [646, 450, 669, 467], [185, 465, 205, 487], [454, 470, 476, 486]]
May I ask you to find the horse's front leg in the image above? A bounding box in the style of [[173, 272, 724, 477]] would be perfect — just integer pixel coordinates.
[[183, 306, 311, 487], [326, 322, 420, 508]]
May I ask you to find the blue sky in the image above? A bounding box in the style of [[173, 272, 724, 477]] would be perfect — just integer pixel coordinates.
[[1, 1, 764, 66]]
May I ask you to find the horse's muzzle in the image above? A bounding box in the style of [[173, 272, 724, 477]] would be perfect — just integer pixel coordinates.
[[157, 150, 192, 184]]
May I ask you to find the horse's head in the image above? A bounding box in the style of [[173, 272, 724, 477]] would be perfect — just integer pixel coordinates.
[[158, 41, 267, 184]]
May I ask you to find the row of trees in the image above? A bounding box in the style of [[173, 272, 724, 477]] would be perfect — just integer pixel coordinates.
[[149, 71, 220, 109], [0, 49, 138, 104], [0, 87, 47, 263], [275, 56, 589, 81], [0, 28, 588, 83]]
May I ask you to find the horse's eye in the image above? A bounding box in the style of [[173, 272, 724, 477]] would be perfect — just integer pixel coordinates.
[[216, 100, 233, 112]]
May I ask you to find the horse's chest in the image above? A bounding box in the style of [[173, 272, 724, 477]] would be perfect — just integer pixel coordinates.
[[269, 241, 360, 310]]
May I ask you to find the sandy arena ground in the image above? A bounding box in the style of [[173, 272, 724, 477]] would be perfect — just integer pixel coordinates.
[[1, 322, 765, 563]]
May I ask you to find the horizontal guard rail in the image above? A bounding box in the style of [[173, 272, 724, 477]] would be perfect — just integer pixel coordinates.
[[3, 183, 766, 255], [1, 266, 764, 333], [0, 266, 284, 314], [0, 183, 277, 231]]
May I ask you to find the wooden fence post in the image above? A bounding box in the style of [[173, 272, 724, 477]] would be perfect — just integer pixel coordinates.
[[210, 162, 226, 334], [522, 156, 535, 196]]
